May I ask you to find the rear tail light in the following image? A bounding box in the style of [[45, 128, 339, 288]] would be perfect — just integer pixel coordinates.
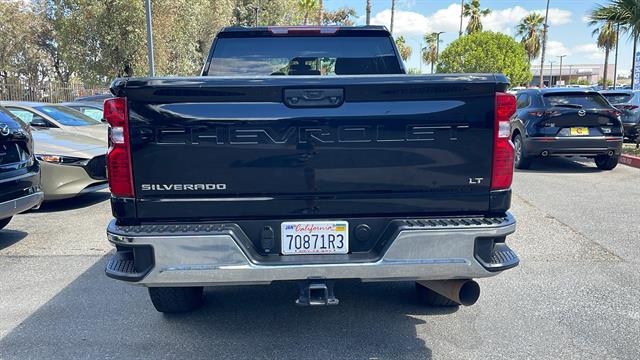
[[617, 104, 639, 110], [104, 97, 134, 197], [492, 93, 516, 190], [606, 109, 622, 117]]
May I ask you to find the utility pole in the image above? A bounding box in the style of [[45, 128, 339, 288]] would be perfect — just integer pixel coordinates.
[[366, 0, 371, 25], [568, 65, 573, 85], [459, 0, 464, 37], [434, 32, 445, 74], [390, 0, 396, 35], [614, 23, 620, 89], [557, 55, 566, 86], [145, 0, 155, 77], [539, 0, 550, 87], [549, 60, 555, 87]]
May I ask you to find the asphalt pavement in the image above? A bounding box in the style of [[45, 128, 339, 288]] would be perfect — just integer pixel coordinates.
[[0, 157, 638, 359]]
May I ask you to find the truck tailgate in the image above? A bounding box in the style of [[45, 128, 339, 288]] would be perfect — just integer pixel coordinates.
[[114, 75, 506, 220]]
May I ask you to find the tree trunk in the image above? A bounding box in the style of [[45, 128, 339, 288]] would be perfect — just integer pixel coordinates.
[[390, 0, 395, 34], [603, 47, 609, 90], [304, 12, 308, 25], [319, 0, 323, 25], [366, 0, 371, 25]]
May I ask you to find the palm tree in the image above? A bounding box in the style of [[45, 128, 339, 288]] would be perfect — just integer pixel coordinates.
[[422, 32, 439, 73], [590, 0, 640, 85], [463, 0, 491, 34], [390, 0, 396, 34], [395, 36, 412, 62], [366, 0, 372, 25], [298, 0, 318, 25], [590, 20, 618, 89], [517, 13, 545, 63]]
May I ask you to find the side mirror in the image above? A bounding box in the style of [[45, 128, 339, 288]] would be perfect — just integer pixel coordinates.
[[30, 117, 49, 128]]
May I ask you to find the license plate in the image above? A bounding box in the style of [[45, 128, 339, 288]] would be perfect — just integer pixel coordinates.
[[570, 127, 589, 136], [281, 221, 349, 255]]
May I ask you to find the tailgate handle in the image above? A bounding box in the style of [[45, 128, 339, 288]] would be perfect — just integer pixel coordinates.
[[284, 88, 344, 108]]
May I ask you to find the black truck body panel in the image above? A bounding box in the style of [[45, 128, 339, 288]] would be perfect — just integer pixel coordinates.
[[111, 74, 509, 222]]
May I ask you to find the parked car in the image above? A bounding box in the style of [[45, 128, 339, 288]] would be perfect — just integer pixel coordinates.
[[104, 26, 520, 313], [512, 88, 623, 170], [600, 90, 640, 142], [0, 106, 43, 230], [59, 102, 104, 122], [74, 94, 112, 103], [0, 101, 106, 142], [29, 128, 107, 200]]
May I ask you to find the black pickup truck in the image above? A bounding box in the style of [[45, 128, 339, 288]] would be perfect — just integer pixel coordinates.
[[105, 26, 520, 313]]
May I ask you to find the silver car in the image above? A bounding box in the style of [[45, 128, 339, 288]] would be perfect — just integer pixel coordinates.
[[0, 101, 107, 142], [1, 102, 108, 201]]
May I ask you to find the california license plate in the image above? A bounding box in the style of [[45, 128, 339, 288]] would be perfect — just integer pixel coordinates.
[[281, 221, 349, 255], [570, 127, 589, 136]]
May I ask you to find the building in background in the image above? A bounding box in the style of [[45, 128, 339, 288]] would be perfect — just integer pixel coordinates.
[[530, 64, 615, 87]]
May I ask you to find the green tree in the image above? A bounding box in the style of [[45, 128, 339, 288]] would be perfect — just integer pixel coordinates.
[[590, 0, 640, 83], [437, 31, 531, 85], [298, 0, 318, 25], [516, 12, 545, 63], [422, 32, 439, 73], [395, 36, 412, 62], [463, 0, 491, 34], [590, 20, 617, 90], [323, 7, 357, 25]]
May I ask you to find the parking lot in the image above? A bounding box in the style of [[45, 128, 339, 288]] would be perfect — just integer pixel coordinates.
[[0, 157, 638, 359]]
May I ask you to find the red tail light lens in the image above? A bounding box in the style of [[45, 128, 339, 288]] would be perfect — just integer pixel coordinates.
[[104, 97, 134, 197], [492, 93, 516, 190], [618, 104, 639, 110]]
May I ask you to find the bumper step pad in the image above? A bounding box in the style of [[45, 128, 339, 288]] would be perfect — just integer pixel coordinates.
[[475, 243, 519, 272], [105, 250, 150, 281]]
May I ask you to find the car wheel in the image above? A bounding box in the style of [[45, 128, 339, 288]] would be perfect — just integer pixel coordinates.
[[595, 155, 619, 170], [0, 217, 12, 230], [148, 286, 204, 313], [513, 133, 531, 169], [415, 282, 459, 307]]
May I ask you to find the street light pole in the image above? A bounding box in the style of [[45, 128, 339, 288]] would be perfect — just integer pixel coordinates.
[[434, 32, 444, 74], [539, 0, 551, 88], [549, 60, 555, 87], [254, 6, 260, 26], [145, 0, 155, 77], [557, 55, 566, 86], [614, 23, 620, 89], [459, 0, 464, 37]]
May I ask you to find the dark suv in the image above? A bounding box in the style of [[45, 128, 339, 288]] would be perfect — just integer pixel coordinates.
[[512, 88, 623, 170], [600, 90, 640, 142], [0, 106, 43, 230]]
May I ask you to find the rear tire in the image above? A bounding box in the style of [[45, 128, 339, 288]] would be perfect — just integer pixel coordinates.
[[0, 217, 12, 230], [513, 133, 531, 169], [595, 155, 619, 170], [148, 286, 203, 313], [415, 282, 459, 307]]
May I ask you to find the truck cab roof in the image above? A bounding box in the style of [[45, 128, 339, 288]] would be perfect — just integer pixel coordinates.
[[217, 25, 391, 38]]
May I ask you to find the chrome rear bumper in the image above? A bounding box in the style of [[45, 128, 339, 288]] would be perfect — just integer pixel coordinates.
[[106, 214, 518, 287]]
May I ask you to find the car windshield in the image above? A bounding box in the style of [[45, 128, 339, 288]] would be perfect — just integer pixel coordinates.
[[207, 36, 402, 76], [602, 93, 633, 104], [34, 105, 99, 126], [543, 93, 611, 109]]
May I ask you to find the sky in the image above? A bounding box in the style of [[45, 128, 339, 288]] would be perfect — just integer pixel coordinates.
[[324, 0, 634, 76]]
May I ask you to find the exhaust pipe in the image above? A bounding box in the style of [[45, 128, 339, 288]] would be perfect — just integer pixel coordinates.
[[417, 280, 480, 306], [540, 150, 549, 157], [607, 150, 614, 156]]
